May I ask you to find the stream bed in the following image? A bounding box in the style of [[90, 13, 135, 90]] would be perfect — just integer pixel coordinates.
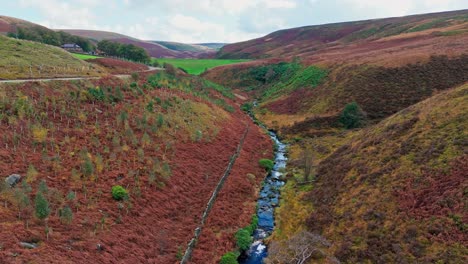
[[238, 130, 287, 263]]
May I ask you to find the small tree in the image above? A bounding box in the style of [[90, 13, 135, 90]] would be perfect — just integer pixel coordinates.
[[220, 251, 240, 264], [59, 206, 73, 225], [235, 228, 252, 251], [34, 192, 50, 221], [339, 102, 366, 129], [265, 231, 331, 264]]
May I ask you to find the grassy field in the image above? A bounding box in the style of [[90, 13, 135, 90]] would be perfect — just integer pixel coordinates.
[[151, 58, 249, 75], [71, 53, 102, 60], [0, 35, 101, 79]]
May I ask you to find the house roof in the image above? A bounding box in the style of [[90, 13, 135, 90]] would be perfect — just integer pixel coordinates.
[[61, 43, 81, 48]]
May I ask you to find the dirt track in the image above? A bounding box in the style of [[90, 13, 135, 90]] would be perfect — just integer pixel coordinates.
[[0, 66, 162, 84]]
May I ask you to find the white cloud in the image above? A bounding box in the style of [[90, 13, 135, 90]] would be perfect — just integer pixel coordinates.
[[19, 0, 97, 29], [263, 0, 297, 9], [9, 0, 468, 43]]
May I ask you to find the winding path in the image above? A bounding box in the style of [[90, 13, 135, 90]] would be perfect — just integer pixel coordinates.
[[0, 66, 162, 84]]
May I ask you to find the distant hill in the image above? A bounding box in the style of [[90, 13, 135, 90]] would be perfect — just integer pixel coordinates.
[[61, 29, 217, 58], [0, 16, 44, 33], [218, 9, 468, 60], [196, 43, 226, 50], [59, 29, 135, 42], [151, 41, 214, 52]]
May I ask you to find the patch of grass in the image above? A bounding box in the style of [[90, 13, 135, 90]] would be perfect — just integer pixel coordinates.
[[71, 53, 102, 60], [0, 35, 100, 79], [151, 58, 249, 75], [407, 18, 451, 33]]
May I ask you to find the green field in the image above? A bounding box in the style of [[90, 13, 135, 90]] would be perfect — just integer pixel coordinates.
[[71, 53, 102, 60], [151, 58, 249, 75]]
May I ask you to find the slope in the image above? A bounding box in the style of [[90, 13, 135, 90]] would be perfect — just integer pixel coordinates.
[[298, 83, 467, 263], [218, 9, 468, 61], [62, 30, 216, 58], [0, 72, 272, 263], [0, 35, 102, 79]]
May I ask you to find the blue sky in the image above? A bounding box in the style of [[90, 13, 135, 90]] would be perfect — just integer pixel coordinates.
[[1, 0, 467, 43]]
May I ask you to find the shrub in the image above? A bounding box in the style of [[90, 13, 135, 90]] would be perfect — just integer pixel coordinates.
[[87, 87, 105, 102], [259, 159, 274, 172], [111, 185, 128, 201], [34, 192, 50, 220], [339, 102, 366, 129], [59, 206, 73, 224], [220, 251, 240, 264], [241, 103, 253, 112], [235, 228, 252, 251]]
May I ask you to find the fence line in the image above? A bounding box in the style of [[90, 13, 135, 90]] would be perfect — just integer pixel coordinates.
[[180, 124, 250, 264]]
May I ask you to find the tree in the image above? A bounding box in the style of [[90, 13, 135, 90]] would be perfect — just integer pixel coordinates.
[[265, 231, 331, 264], [34, 192, 50, 221], [235, 228, 252, 251], [339, 102, 366, 129], [59, 206, 73, 225]]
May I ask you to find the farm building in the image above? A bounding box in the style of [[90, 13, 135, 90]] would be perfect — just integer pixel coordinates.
[[61, 43, 83, 52]]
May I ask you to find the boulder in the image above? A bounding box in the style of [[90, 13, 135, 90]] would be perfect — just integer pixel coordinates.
[[5, 174, 21, 187], [20, 242, 38, 249]]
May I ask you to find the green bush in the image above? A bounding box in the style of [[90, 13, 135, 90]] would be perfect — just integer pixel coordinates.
[[235, 228, 252, 251], [87, 87, 105, 102], [34, 192, 50, 220], [241, 103, 253, 112], [259, 159, 274, 172], [111, 185, 128, 201], [220, 251, 240, 264], [339, 102, 366, 129]]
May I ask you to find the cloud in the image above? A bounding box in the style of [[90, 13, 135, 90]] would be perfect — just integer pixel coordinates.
[[8, 0, 468, 43], [19, 0, 98, 29]]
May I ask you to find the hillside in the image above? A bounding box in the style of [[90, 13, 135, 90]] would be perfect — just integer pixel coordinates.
[[217, 9, 468, 64], [268, 83, 467, 263], [152, 41, 214, 52], [0, 72, 272, 263], [60, 29, 137, 42], [0, 16, 43, 33], [0, 35, 102, 79], [204, 10, 468, 137], [201, 9, 468, 264]]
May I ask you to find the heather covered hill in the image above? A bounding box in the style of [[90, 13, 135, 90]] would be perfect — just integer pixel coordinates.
[[301, 83, 468, 263], [217, 9, 468, 62], [0, 73, 272, 263]]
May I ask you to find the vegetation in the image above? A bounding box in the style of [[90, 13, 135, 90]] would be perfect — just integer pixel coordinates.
[[34, 192, 50, 221], [7, 26, 94, 51], [146, 72, 235, 112], [151, 58, 249, 75], [235, 228, 252, 251], [0, 35, 101, 79], [271, 83, 468, 263], [97, 40, 150, 63], [220, 251, 240, 264], [71, 53, 102, 60], [111, 185, 128, 201], [259, 159, 274, 172], [339, 102, 366, 129]]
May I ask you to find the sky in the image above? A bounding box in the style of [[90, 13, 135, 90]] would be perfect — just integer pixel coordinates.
[[1, 0, 467, 43]]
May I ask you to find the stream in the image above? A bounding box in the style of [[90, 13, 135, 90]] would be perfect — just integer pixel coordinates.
[[238, 128, 287, 263]]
